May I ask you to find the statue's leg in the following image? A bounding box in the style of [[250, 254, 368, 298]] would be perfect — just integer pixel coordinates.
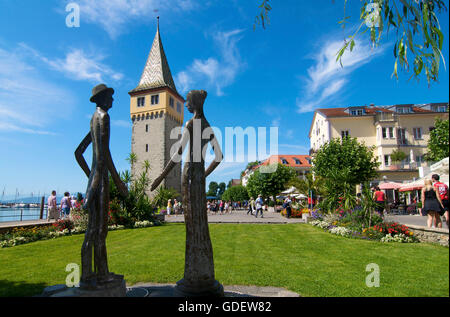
[[81, 193, 97, 284], [95, 176, 110, 280]]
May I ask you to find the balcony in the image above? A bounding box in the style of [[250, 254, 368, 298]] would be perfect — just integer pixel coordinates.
[[374, 112, 396, 124]]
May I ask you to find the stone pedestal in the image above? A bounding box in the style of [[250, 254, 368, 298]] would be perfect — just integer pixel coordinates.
[[173, 278, 224, 297], [42, 276, 127, 297]]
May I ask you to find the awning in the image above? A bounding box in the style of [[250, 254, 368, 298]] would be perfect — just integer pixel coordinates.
[[379, 182, 403, 190], [399, 174, 449, 192]]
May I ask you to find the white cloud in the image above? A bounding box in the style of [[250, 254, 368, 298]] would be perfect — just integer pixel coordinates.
[[19, 44, 123, 84], [296, 38, 386, 113], [175, 29, 245, 96], [0, 46, 74, 135], [72, 0, 198, 38]]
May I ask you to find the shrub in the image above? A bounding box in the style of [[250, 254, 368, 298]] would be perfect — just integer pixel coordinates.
[[53, 219, 74, 232]]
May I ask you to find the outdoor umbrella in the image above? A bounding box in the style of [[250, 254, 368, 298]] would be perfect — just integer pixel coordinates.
[[379, 182, 403, 190]]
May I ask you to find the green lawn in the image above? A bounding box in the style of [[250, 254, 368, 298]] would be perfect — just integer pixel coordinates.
[[0, 223, 448, 297]]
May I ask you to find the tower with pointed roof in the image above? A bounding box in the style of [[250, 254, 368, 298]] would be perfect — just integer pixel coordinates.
[[129, 18, 184, 197]]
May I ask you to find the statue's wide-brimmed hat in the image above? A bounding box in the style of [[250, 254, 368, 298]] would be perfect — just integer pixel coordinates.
[[90, 84, 114, 103]]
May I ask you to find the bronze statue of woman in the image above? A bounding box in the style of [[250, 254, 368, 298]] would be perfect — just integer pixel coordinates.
[[151, 90, 224, 297]]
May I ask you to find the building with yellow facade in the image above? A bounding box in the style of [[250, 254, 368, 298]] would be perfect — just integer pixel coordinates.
[[309, 103, 449, 183]]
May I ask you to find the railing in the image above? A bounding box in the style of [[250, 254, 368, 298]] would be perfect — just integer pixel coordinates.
[[375, 112, 396, 123], [0, 209, 48, 222]]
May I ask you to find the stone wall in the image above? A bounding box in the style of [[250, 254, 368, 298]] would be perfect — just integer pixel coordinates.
[[407, 225, 449, 247], [131, 112, 182, 199]]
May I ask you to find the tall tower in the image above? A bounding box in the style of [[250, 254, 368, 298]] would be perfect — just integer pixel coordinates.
[[129, 18, 184, 197]]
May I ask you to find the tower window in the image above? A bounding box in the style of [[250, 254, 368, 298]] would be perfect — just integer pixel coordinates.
[[146, 124, 148, 132], [151, 94, 159, 105], [137, 97, 145, 107], [146, 144, 149, 152], [169, 97, 174, 108]]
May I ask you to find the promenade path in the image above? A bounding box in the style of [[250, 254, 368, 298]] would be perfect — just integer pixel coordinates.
[[165, 208, 305, 224], [0, 219, 56, 230]]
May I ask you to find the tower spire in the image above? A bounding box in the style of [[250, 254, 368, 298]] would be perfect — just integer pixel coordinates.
[[130, 16, 177, 94]]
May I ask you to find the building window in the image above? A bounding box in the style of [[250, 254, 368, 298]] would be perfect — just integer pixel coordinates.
[[432, 104, 448, 112], [145, 124, 148, 132], [397, 128, 407, 145], [145, 144, 149, 152], [384, 155, 390, 167], [169, 96, 174, 108], [383, 127, 395, 138], [382, 127, 387, 139], [396, 106, 412, 114], [281, 158, 288, 165], [413, 127, 423, 140], [294, 158, 301, 165], [137, 97, 145, 107], [389, 127, 394, 138], [151, 94, 159, 105], [177, 102, 182, 113], [341, 130, 349, 139]]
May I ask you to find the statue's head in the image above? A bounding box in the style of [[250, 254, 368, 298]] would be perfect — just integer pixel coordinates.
[[90, 84, 114, 110], [186, 90, 207, 114]]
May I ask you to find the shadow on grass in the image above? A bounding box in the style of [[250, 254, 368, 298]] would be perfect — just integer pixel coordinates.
[[0, 279, 47, 297]]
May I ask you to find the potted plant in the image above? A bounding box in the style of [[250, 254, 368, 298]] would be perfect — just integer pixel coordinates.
[[390, 149, 407, 170]]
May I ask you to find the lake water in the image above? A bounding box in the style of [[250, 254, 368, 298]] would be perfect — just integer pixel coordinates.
[[0, 208, 49, 222]]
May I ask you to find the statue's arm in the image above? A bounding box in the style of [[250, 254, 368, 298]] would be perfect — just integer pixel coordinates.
[[205, 128, 223, 178], [150, 121, 191, 191], [75, 132, 92, 178]]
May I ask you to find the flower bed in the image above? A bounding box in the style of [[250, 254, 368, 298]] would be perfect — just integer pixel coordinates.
[[0, 218, 163, 249], [310, 209, 418, 243]]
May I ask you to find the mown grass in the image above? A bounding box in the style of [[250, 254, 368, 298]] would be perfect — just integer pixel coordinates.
[[0, 223, 448, 297]]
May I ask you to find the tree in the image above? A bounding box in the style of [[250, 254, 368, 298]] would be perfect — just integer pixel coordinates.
[[246, 163, 297, 200], [313, 137, 380, 186], [222, 185, 249, 202], [207, 181, 219, 197], [217, 182, 227, 198], [425, 116, 449, 162], [153, 186, 180, 209], [313, 137, 380, 213], [288, 173, 324, 199], [390, 149, 407, 165], [255, 0, 447, 84]]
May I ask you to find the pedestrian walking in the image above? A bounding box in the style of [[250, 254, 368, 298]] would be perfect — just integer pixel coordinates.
[[60, 192, 72, 218], [373, 186, 386, 216], [432, 174, 449, 228], [219, 200, 224, 214], [284, 196, 292, 218], [255, 195, 264, 218], [422, 179, 445, 228], [70, 195, 77, 211], [47, 190, 58, 221], [247, 197, 254, 215], [174, 199, 180, 215], [167, 199, 172, 216]]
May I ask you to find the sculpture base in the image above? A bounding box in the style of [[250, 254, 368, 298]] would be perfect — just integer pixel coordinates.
[[41, 274, 127, 297], [174, 278, 224, 297]]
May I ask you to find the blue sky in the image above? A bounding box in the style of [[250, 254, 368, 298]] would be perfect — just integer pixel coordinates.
[[0, 0, 448, 199]]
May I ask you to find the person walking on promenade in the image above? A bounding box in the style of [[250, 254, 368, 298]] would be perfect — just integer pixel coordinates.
[[167, 199, 172, 216], [247, 197, 254, 215], [373, 186, 386, 216], [422, 179, 445, 228], [219, 200, 224, 214], [70, 195, 77, 211], [284, 196, 292, 218], [255, 194, 264, 218], [47, 190, 58, 221], [432, 174, 449, 228], [60, 192, 72, 219]]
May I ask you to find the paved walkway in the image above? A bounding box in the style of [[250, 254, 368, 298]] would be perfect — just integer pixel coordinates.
[[165, 209, 304, 224], [385, 214, 449, 230], [126, 283, 300, 297], [0, 219, 56, 229]]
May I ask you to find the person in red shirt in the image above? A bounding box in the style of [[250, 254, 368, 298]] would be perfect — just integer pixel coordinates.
[[373, 186, 385, 216], [432, 174, 449, 228]]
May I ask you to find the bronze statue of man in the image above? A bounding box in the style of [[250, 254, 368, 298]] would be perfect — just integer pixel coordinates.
[[151, 90, 224, 297], [75, 84, 128, 292]]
